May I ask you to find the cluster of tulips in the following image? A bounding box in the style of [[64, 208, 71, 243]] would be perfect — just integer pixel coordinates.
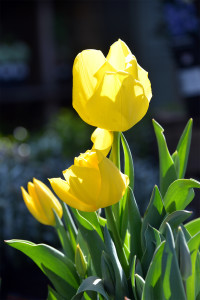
[[6, 40, 200, 300], [21, 39, 151, 218]]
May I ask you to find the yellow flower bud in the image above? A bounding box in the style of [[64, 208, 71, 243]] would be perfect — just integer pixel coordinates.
[[73, 39, 152, 132], [91, 128, 113, 156], [75, 244, 87, 278], [49, 149, 129, 212], [21, 178, 63, 226]]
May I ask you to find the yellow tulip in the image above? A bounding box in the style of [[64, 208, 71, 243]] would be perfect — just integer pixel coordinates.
[[21, 178, 63, 226], [91, 128, 113, 156], [49, 149, 129, 212], [73, 39, 152, 132]]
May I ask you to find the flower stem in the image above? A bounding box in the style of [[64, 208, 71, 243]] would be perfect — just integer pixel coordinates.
[[110, 131, 121, 169], [105, 205, 129, 277], [110, 132, 121, 225]]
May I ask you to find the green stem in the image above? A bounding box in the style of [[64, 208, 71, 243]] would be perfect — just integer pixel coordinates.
[[105, 205, 129, 277], [110, 132, 121, 169], [110, 132, 121, 225]]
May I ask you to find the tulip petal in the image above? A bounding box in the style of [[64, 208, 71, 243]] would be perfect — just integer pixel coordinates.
[[97, 156, 129, 208], [63, 166, 101, 208], [138, 64, 152, 101], [73, 49, 106, 124], [106, 39, 131, 71], [27, 182, 50, 224], [21, 187, 49, 225], [85, 71, 149, 131], [33, 179, 63, 224], [74, 150, 100, 169], [49, 178, 97, 212], [91, 128, 113, 156]]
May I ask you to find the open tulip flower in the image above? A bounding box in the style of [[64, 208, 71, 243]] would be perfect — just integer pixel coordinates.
[[73, 39, 152, 132], [21, 178, 63, 226], [49, 149, 129, 212]]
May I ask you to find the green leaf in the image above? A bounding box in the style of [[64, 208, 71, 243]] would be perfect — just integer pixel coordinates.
[[72, 208, 103, 241], [6, 240, 79, 293], [71, 276, 109, 300], [104, 226, 129, 300], [54, 210, 74, 261], [135, 274, 145, 300], [186, 232, 200, 300], [141, 186, 166, 250], [142, 242, 166, 300], [78, 211, 103, 240], [195, 252, 200, 299], [162, 224, 187, 300], [141, 225, 162, 276], [77, 222, 105, 277], [163, 179, 200, 213], [44, 265, 75, 299], [175, 118, 193, 179], [101, 251, 115, 296], [127, 187, 142, 262], [99, 216, 107, 227], [152, 119, 177, 197], [185, 217, 200, 236], [172, 150, 180, 178], [120, 132, 134, 189], [61, 203, 77, 251], [130, 256, 137, 300], [159, 210, 192, 234], [175, 227, 192, 280], [47, 286, 66, 300]]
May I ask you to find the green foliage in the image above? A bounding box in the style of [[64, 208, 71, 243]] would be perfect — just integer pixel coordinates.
[[6, 119, 200, 299]]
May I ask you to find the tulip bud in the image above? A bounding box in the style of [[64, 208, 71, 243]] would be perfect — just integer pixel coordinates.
[[175, 226, 192, 280], [75, 244, 87, 278], [21, 178, 63, 226]]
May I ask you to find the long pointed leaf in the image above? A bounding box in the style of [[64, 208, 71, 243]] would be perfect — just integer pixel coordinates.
[[186, 232, 200, 300], [141, 185, 166, 250], [152, 119, 177, 196], [127, 187, 142, 262], [176, 118, 193, 178], [142, 242, 166, 300], [104, 226, 129, 299], [120, 133, 135, 242]]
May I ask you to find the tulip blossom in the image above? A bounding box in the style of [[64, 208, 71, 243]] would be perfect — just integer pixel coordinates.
[[73, 39, 152, 132], [49, 149, 129, 212], [21, 178, 63, 226], [91, 128, 113, 156]]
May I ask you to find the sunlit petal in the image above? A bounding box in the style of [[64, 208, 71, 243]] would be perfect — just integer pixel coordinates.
[[97, 156, 129, 208], [21, 187, 49, 225], [91, 128, 113, 156], [49, 177, 97, 211], [86, 71, 149, 131]]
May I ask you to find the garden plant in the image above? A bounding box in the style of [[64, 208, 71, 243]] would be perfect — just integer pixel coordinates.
[[6, 40, 200, 299]]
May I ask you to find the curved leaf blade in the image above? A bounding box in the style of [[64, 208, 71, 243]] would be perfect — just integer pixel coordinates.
[[152, 119, 177, 197]]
